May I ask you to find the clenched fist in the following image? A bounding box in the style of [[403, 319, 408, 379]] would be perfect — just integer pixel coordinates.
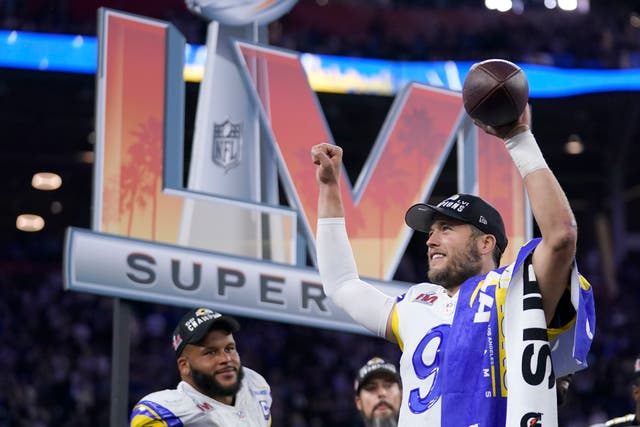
[[311, 143, 343, 186]]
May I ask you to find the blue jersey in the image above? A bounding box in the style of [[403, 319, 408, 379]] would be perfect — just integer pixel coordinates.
[[390, 240, 594, 427]]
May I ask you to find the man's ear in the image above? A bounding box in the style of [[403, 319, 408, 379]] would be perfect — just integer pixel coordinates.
[[177, 355, 190, 378], [479, 233, 496, 255], [354, 395, 362, 411]]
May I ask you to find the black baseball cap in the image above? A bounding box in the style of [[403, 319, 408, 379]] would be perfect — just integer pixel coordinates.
[[354, 357, 401, 393], [405, 193, 508, 252], [172, 307, 240, 357]]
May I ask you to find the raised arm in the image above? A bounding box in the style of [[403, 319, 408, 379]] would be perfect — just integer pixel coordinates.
[[311, 143, 396, 341], [311, 142, 345, 218], [477, 106, 577, 324]]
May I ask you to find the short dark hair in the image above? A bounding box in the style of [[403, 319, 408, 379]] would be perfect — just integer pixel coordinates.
[[469, 226, 503, 267]]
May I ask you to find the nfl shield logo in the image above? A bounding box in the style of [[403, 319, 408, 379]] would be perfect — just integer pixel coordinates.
[[213, 119, 242, 172]]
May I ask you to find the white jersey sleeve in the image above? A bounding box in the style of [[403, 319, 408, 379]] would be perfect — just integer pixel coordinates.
[[129, 367, 271, 427], [316, 217, 395, 337]]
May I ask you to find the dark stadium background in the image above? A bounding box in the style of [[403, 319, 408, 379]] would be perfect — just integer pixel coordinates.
[[1, 1, 639, 425]]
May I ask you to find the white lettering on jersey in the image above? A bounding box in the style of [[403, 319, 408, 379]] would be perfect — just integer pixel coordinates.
[[473, 291, 494, 323]]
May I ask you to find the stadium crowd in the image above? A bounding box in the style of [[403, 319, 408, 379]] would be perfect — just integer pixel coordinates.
[[275, 2, 640, 69]]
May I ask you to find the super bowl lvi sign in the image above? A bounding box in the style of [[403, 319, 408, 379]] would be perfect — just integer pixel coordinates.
[[64, 6, 528, 333]]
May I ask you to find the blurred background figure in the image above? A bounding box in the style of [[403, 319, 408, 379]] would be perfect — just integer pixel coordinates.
[[557, 375, 574, 408], [354, 357, 402, 427], [590, 355, 640, 427]]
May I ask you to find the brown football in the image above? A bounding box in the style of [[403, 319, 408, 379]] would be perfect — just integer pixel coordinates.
[[462, 59, 529, 127]]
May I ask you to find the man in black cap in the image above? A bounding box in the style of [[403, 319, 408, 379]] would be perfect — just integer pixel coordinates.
[[129, 307, 272, 426], [312, 104, 595, 426], [354, 357, 402, 427]]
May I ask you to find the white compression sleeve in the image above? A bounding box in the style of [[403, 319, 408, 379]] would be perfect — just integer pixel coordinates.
[[504, 129, 549, 177], [316, 217, 395, 337]]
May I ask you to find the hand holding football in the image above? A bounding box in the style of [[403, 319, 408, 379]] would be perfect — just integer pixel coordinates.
[[462, 59, 529, 128]]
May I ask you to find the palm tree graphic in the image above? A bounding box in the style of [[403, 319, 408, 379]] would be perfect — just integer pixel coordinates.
[[121, 117, 162, 238]]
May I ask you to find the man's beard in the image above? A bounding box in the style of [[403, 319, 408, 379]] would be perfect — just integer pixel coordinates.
[[190, 364, 244, 399], [428, 238, 482, 289], [364, 416, 398, 427], [362, 402, 399, 427]]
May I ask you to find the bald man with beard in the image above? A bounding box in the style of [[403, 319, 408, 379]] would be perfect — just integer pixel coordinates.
[[130, 308, 272, 426]]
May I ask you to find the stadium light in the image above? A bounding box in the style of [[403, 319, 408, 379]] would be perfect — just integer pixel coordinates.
[[558, 0, 577, 11], [32, 172, 62, 190], [16, 214, 45, 232], [565, 134, 584, 155], [485, 0, 512, 11]]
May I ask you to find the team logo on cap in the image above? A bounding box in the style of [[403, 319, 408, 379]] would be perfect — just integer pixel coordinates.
[[358, 357, 397, 379], [172, 333, 183, 351], [185, 308, 220, 332], [195, 308, 215, 317], [437, 194, 469, 213]]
